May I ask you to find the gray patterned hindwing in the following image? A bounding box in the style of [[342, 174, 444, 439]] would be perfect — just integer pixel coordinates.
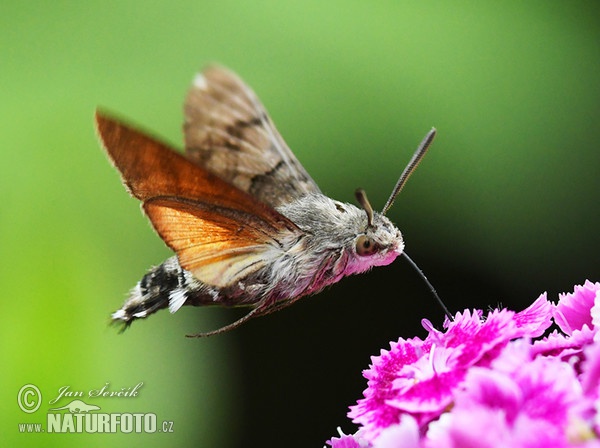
[[183, 66, 321, 208]]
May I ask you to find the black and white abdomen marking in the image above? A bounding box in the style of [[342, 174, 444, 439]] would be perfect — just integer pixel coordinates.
[[111, 256, 216, 327]]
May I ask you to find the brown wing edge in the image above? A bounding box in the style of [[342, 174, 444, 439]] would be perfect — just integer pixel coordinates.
[[94, 109, 299, 232], [95, 109, 303, 288]]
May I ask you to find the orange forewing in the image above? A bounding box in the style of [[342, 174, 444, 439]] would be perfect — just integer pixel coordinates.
[[95, 111, 300, 288], [144, 197, 286, 287]]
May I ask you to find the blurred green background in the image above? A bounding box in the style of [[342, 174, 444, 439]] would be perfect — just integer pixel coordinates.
[[2, 1, 599, 447]]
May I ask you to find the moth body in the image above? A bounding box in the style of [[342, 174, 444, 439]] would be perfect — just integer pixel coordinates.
[[98, 66, 431, 336], [112, 193, 404, 327]]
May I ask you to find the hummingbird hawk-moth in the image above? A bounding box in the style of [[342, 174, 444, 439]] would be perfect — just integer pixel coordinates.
[[96, 66, 439, 337]]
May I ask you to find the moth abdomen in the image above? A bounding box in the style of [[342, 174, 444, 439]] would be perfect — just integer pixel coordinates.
[[111, 256, 215, 328]]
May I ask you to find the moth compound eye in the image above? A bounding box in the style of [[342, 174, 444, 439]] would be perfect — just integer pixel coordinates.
[[356, 235, 378, 256]]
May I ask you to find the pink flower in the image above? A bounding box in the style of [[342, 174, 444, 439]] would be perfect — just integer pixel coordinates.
[[326, 428, 370, 448], [513, 292, 554, 337], [328, 281, 600, 448], [553, 280, 600, 335], [427, 343, 586, 447], [348, 295, 553, 441], [581, 341, 600, 397], [531, 327, 595, 375], [427, 407, 570, 448], [533, 282, 600, 373], [373, 416, 420, 448], [348, 337, 424, 440]]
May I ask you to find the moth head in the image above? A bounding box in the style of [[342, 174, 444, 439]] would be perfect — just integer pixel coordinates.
[[353, 188, 404, 265]]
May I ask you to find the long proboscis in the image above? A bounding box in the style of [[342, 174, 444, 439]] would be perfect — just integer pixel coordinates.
[[402, 252, 453, 320], [382, 128, 437, 215]]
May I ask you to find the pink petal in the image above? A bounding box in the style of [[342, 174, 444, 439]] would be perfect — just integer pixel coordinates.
[[513, 292, 553, 337], [553, 281, 600, 335]]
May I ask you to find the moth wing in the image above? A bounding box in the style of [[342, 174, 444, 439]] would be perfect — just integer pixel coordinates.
[[184, 66, 321, 208], [96, 111, 301, 288], [144, 198, 288, 288]]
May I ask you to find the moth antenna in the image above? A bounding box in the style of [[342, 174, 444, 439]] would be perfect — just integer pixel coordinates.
[[402, 252, 453, 320], [382, 128, 437, 215], [355, 188, 374, 227]]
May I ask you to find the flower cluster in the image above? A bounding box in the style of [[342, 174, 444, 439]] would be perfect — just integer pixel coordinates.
[[326, 280, 600, 448]]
